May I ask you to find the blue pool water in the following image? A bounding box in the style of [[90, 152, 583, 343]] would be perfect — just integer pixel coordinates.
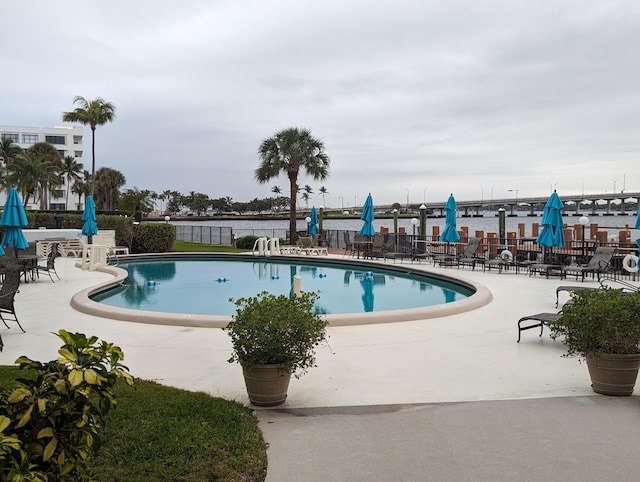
[[92, 257, 473, 316]]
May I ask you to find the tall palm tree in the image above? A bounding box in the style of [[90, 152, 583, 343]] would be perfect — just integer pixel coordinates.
[[61, 156, 84, 209], [256, 127, 330, 243], [62, 96, 116, 194], [319, 186, 328, 207], [303, 185, 313, 208]]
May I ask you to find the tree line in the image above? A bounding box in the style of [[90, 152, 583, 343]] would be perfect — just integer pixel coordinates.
[[5, 97, 332, 242]]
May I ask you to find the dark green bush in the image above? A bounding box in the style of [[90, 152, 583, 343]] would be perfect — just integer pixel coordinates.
[[132, 223, 176, 253], [235, 235, 259, 250]]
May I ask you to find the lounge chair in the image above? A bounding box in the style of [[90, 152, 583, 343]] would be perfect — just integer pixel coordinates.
[[456, 238, 484, 270], [297, 237, 327, 255], [516, 312, 561, 342], [37, 242, 61, 282], [561, 247, 616, 282], [0, 265, 25, 333]]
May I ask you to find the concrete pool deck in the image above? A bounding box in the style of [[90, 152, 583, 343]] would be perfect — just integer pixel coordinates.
[[1, 256, 639, 480]]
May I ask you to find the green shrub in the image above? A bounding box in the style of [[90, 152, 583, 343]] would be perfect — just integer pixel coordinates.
[[0, 330, 133, 481], [131, 223, 176, 253], [225, 291, 328, 377], [235, 235, 259, 250]]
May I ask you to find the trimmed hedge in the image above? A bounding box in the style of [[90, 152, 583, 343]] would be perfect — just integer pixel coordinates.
[[235, 235, 259, 249], [132, 223, 176, 253]]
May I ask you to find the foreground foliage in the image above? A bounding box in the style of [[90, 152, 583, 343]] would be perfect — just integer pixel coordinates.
[[0, 362, 268, 481], [0, 330, 133, 481]]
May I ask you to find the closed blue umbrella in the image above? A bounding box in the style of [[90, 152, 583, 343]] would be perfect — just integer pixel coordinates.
[[359, 193, 375, 237], [1, 187, 29, 255], [82, 195, 98, 240], [441, 194, 461, 243], [536, 191, 565, 262], [309, 207, 319, 236], [360, 275, 375, 312]]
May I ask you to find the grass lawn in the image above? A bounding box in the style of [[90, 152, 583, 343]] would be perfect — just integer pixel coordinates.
[[172, 240, 245, 253], [0, 366, 267, 481]]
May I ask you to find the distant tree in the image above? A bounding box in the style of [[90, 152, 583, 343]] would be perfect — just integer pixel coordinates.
[[319, 186, 328, 206], [7, 152, 59, 207], [72, 169, 92, 210], [271, 186, 281, 196], [185, 191, 210, 215], [61, 155, 84, 209], [301, 191, 311, 208], [303, 185, 313, 208], [94, 167, 126, 210], [120, 187, 154, 213], [62, 96, 116, 194], [256, 127, 330, 242], [166, 190, 184, 214]]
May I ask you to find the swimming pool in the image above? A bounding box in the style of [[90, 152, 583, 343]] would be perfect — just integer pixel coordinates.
[[71, 254, 492, 327]]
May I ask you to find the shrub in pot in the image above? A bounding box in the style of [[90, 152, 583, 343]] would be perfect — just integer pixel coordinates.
[[548, 288, 640, 396], [225, 290, 328, 406]]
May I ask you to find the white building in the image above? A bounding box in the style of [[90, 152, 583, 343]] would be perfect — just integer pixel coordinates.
[[0, 124, 84, 210]]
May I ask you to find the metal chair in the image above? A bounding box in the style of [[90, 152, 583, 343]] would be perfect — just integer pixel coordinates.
[[0, 265, 25, 333], [37, 242, 61, 282]]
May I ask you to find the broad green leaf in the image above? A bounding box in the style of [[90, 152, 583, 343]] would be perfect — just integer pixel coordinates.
[[68, 369, 83, 387], [15, 404, 34, 429], [7, 388, 31, 403], [58, 348, 77, 363], [43, 437, 57, 461], [37, 427, 54, 439], [84, 368, 98, 384], [0, 415, 10, 432], [54, 378, 68, 394]]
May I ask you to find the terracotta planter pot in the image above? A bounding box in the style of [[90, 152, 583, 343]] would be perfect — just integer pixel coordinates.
[[242, 364, 292, 406], [586, 352, 640, 396]]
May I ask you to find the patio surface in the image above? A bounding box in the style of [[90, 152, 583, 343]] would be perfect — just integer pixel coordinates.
[[1, 256, 639, 481]]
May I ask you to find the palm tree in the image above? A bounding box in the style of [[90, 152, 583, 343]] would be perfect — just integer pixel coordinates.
[[71, 170, 91, 210], [0, 138, 24, 166], [6, 153, 59, 207], [271, 186, 282, 196], [303, 185, 313, 208], [256, 127, 330, 243], [319, 186, 328, 207], [61, 156, 84, 209], [62, 96, 116, 194], [94, 167, 126, 211]]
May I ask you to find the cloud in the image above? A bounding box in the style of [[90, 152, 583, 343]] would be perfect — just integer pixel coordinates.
[[3, 0, 639, 207]]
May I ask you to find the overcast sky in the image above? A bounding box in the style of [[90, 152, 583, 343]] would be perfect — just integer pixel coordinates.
[[3, 1, 639, 208]]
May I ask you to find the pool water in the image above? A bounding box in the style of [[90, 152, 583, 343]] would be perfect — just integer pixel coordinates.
[[91, 258, 473, 316]]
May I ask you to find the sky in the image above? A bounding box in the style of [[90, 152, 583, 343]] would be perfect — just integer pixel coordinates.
[[3, 0, 640, 208]]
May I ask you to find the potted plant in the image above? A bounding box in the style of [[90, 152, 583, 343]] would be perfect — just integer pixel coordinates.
[[548, 288, 640, 396], [225, 290, 328, 406]]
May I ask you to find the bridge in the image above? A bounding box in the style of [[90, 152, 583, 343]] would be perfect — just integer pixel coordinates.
[[415, 192, 640, 217]]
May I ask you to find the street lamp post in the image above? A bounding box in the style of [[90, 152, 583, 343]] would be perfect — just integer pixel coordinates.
[[419, 204, 427, 254], [579, 215, 589, 261], [305, 216, 311, 236], [405, 188, 410, 210], [507, 189, 519, 216], [410, 217, 418, 251]]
